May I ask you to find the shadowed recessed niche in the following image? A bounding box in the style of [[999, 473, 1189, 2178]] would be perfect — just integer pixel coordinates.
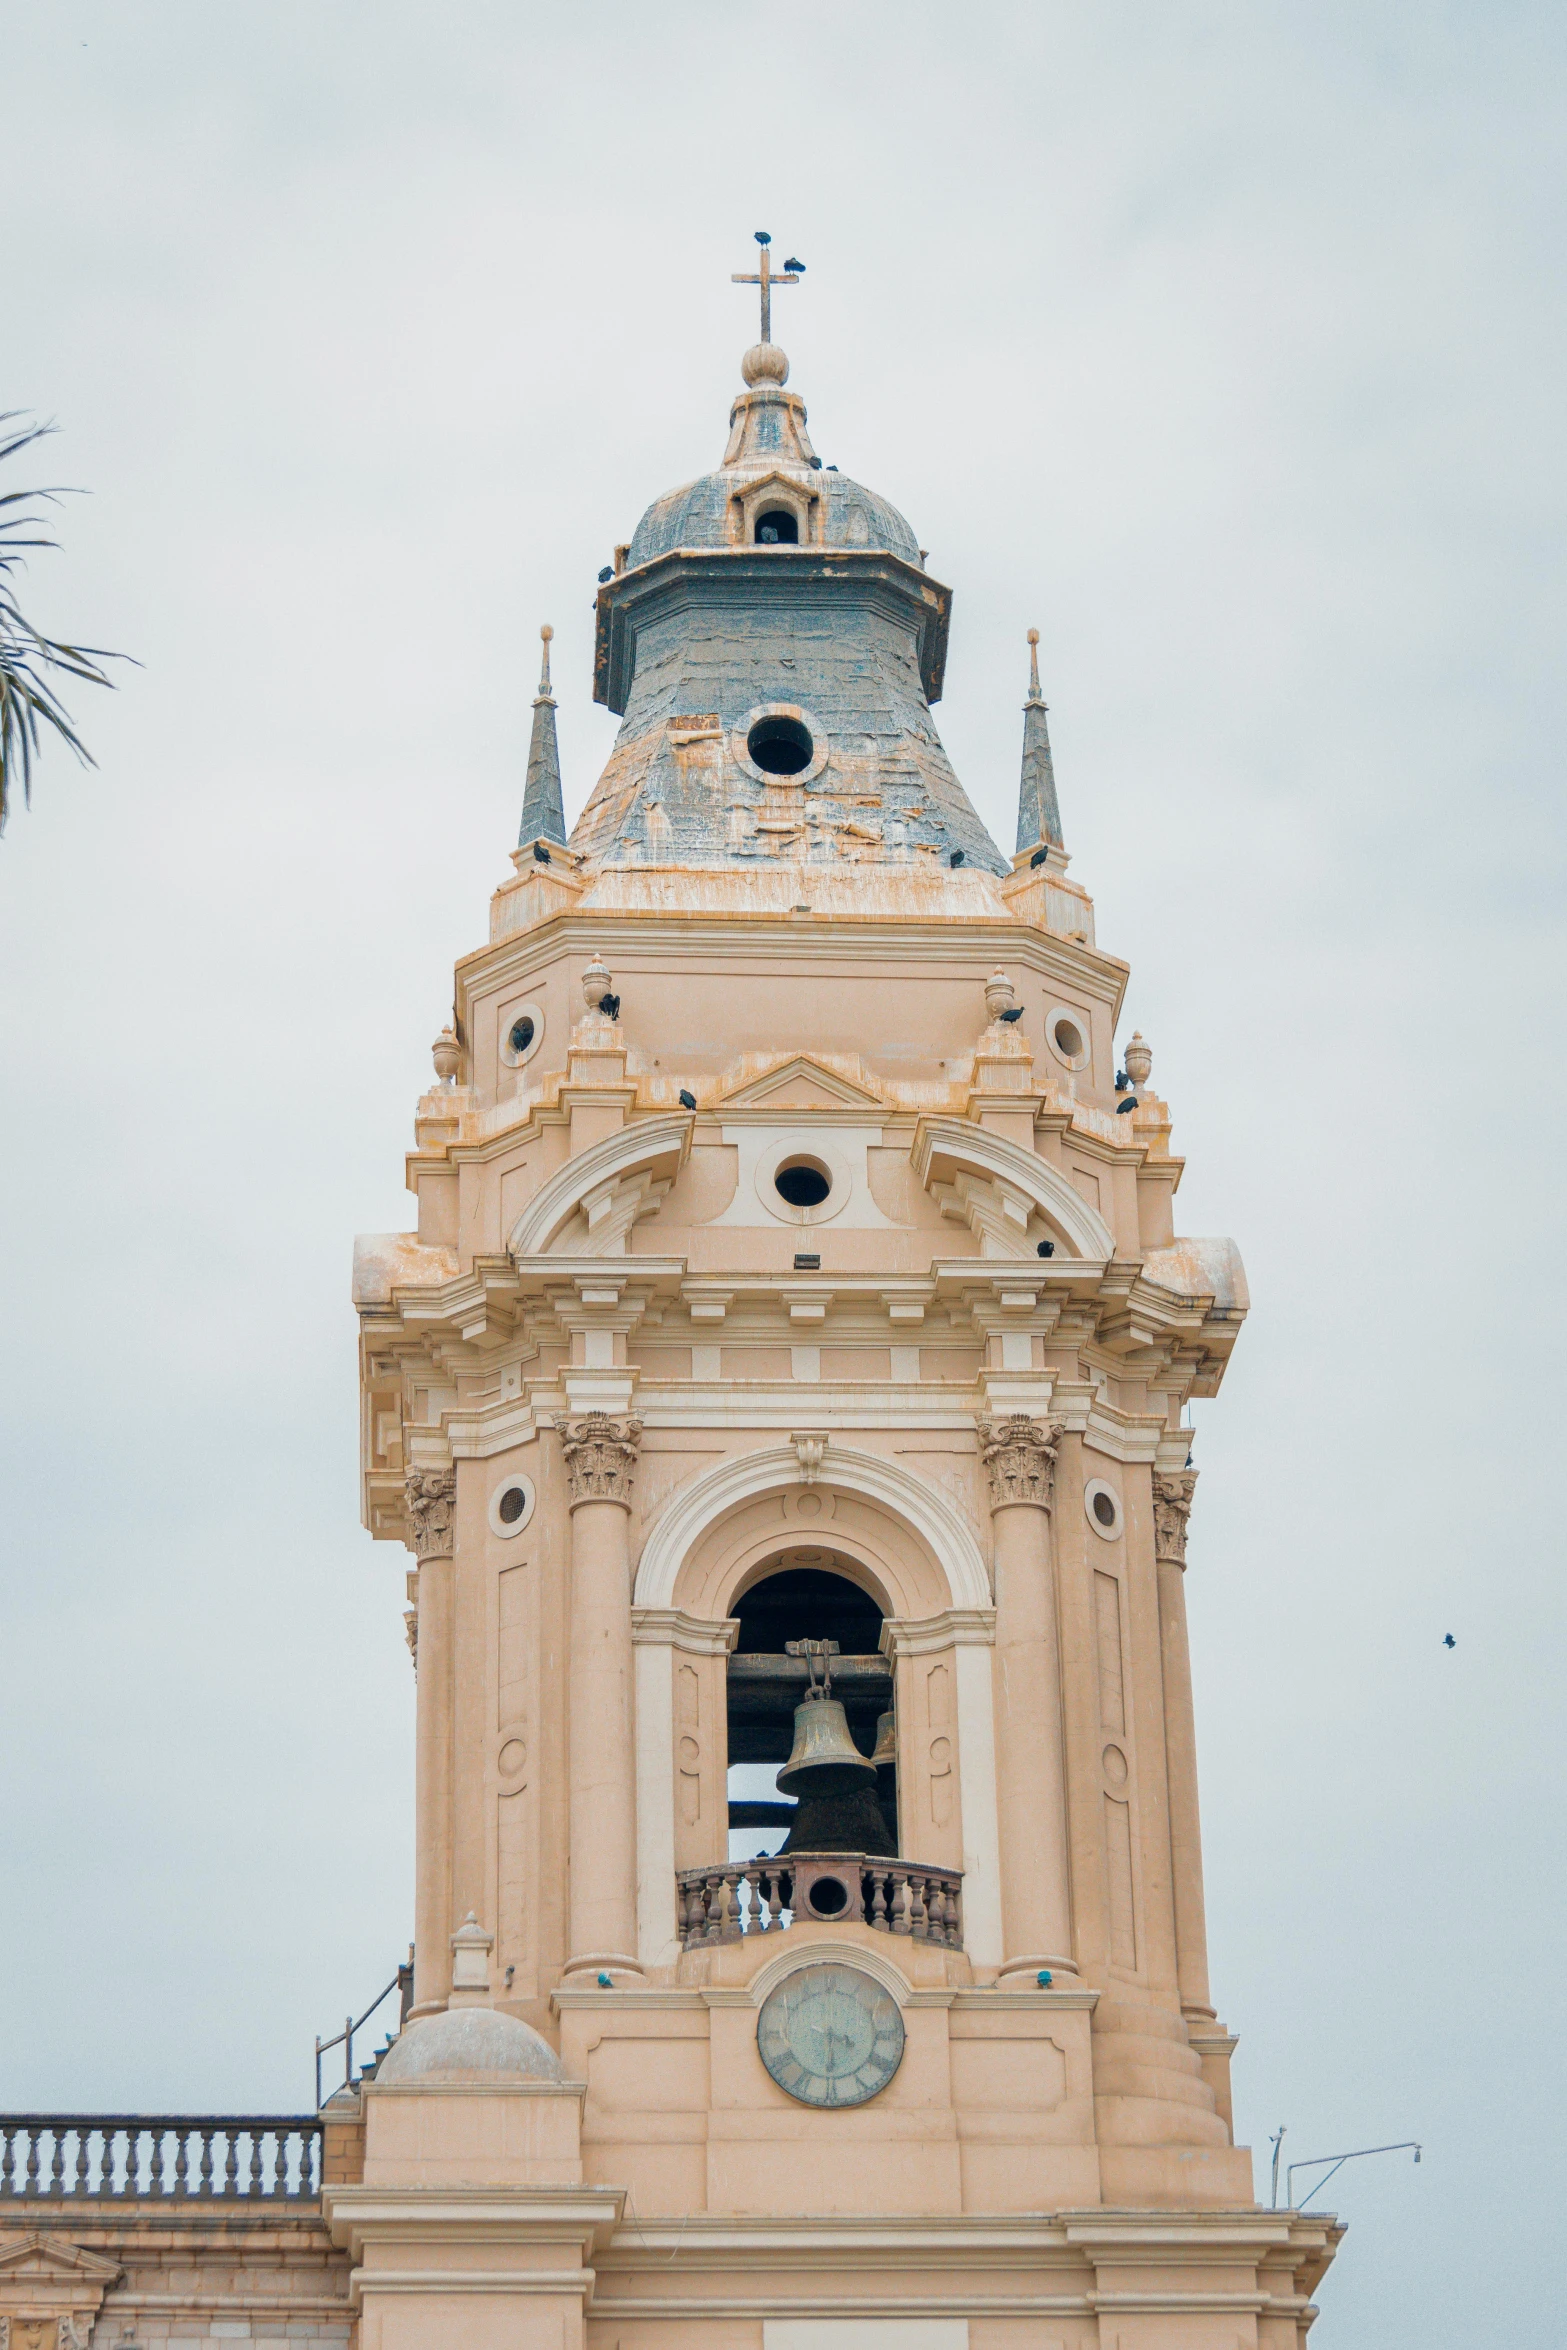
[[754, 508, 799, 545]]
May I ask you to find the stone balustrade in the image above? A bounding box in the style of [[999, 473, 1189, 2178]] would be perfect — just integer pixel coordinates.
[[676, 1853, 964, 1950], [0, 2116, 321, 2200]]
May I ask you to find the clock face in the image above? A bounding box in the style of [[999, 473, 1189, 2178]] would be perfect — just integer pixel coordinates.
[[756, 1963, 905, 2107]]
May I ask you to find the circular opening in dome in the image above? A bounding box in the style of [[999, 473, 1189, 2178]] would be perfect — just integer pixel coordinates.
[[755, 508, 799, 545], [1052, 1017, 1085, 1061], [774, 1158, 831, 1208], [807, 1875, 850, 1917], [748, 715, 814, 776], [508, 1016, 535, 1057], [498, 1486, 528, 1525], [1092, 1490, 1116, 1529]]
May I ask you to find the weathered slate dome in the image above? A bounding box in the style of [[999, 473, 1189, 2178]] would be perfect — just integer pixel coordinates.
[[574, 339, 1008, 876]]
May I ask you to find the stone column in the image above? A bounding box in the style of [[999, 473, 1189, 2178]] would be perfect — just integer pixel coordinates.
[[563, 1413, 644, 1981], [405, 1467, 456, 2018], [1154, 1469, 1214, 2019], [978, 1415, 1077, 1980]]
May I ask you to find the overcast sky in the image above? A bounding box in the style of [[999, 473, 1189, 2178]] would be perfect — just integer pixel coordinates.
[[2, 6, 1563, 2343]]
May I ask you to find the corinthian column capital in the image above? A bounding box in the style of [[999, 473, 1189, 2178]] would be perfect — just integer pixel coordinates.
[[562, 1413, 643, 1509], [404, 1467, 456, 1560], [977, 1414, 1064, 1512], [1153, 1469, 1199, 1566]]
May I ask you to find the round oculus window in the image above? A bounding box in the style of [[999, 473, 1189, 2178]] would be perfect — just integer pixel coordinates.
[[748, 714, 814, 776], [774, 1157, 832, 1209], [500, 1001, 545, 1069], [1046, 1007, 1090, 1071], [488, 1474, 537, 1539], [1083, 1478, 1123, 1540]]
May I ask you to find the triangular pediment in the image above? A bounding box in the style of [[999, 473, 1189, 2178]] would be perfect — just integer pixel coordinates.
[[716, 1055, 886, 1111], [0, 2239, 120, 2284]]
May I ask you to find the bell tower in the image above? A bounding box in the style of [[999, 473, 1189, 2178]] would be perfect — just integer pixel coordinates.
[[330, 250, 1340, 2350]]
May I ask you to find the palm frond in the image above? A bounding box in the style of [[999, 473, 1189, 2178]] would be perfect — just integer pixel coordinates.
[[0, 411, 133, 833]]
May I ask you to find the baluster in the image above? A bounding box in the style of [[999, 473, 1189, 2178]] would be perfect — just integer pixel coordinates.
[[676, 1878, 692, 1946], [120, 2126, 140, 2199], [911, 1873, 930, 1940], [714, 1871, 735, 1943], [248, 2130, 264, 2195], [222, 2126, 239, 2197], [198, 2127, 215, 2196], [173, 2126, 190, 2199], [46, 2127, 64, 2197], [892, 1871, 912, 1934], [268, 2128, 285, 2197], [146, 2127, 165, 2198], [74, 2127, 92, 2195], [1, 2124, 15, 2195], [870, 1870, 889, 1930], [300, 2126, 318, 2197]]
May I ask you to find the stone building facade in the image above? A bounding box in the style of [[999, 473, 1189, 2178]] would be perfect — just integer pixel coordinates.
[[2, 275, 1339, 2350]]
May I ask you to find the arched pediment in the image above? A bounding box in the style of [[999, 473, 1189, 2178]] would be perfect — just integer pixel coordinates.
[[633, 1441, 991, 1614], [911, 1116, 1115, 1261], [506, 1112, 691, 1259]]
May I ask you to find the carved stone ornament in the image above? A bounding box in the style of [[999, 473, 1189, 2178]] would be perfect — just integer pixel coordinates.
[[0, 2323, 89, 2350], [1152, 1469, 1198, 1566], [977, 1415, 1063, 1511], [791, 1432, 828, 1484], [404, 1467, 457, 1560], [0, 2237, 118, 2350], [562, 1414, 643, 1507]]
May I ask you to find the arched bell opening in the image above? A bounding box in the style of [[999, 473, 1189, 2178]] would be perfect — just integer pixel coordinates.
[[725, 1553, 898, 1865]]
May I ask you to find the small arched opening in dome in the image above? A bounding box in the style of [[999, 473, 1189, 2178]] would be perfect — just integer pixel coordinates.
[[754, 508, 799, 546], [747, 714, 814, 776]]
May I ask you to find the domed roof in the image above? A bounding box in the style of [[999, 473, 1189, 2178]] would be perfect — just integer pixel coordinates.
[[624, 343, 921, 570], [374, 2005, 564, 2086]]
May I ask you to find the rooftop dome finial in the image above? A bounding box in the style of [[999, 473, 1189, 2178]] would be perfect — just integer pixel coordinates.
[[732, 230, 804, 380]]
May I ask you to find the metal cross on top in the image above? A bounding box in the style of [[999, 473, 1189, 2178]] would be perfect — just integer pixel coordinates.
[[732, 231, 805, 344]]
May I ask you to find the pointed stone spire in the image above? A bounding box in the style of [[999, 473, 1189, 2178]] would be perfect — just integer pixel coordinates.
[[1015, 628, 1064, 855], [518, 624, 567, 848]]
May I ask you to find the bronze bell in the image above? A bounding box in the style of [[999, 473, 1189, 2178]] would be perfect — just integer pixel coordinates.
[[870, 1709, 897, 1768], [777, 1695, 876, 1797], [777, 1694, 895, 1858]]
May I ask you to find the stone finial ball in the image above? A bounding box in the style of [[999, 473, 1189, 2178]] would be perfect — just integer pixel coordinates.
[[741, 341, 790, 387]]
